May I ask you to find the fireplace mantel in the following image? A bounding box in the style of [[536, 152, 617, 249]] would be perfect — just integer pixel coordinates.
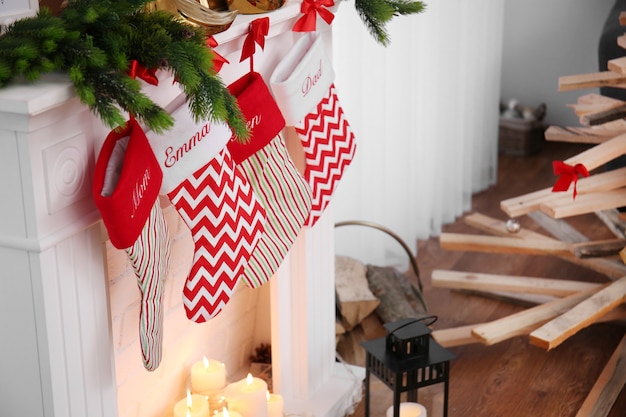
[[0, 3, 363, 417]]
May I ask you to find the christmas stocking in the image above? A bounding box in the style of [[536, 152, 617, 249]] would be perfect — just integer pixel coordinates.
[[92, 118, 171, 371], [148, 104, 266, 322], [228, 72, 312, 288], [270, 32, 356, 227]]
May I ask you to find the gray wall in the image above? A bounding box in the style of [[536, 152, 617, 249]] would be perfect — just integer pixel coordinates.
[[501, 0, 615, 126]]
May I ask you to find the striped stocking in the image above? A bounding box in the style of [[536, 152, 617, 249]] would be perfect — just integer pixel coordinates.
[[271, 32, 356, 227], [125, 202, 170, 371], [93, 119, 171, 371], [227, 72, 312, 288], [237, 135, 312, 288]]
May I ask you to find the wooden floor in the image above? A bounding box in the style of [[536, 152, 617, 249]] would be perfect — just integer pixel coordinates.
[[339, 140, 626, 417]]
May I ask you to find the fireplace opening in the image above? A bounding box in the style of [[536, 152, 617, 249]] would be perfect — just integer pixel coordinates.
[[106, 197, 272, 417]]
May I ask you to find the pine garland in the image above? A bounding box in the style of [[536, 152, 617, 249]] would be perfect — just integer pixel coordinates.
[[0, 0, 249, 140], [0, 0, 426, 136], [354, 0, 426, 46]]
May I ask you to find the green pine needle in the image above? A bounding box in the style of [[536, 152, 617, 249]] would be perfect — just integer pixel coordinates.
[[0, 0, 244, 136], [354, 0, 426, 46]]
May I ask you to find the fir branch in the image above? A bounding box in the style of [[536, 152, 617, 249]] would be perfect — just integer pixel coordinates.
[[354, 0, 395, 46], [388, 0, 426, 15], [354, 0, 426, 46], [0, 0, 246, 137]]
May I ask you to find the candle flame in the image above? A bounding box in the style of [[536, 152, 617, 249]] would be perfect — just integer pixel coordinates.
[[246, 373, 253, 386], [266, 390, 270, 401], [203, 356, 209, 368], [186, 389, 192, 408], [222, 407, 230, 417]]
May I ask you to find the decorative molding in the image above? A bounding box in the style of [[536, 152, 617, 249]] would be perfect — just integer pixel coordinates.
[[43, 132, 90, 214]]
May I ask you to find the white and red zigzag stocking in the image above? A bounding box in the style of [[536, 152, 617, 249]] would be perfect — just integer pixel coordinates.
[[270, 32, 356, 227], [148, 104, 266, 322]]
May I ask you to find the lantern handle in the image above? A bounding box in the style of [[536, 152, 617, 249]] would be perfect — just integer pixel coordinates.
[[387, 316, 438, 337]]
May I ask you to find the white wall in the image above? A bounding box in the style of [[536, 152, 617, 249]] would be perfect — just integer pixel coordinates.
[[501, 0, 615, 127]]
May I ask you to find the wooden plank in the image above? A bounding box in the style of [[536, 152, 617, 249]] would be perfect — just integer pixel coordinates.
[[563, 132, 626, 171], [570, 238, 626, 258], [500, 187, 555, 218], [455, 289, 557, 306], [431, 269, 600, 296], [529, 276, 626, 350], [500, 167, 626, 218], [595, 208, 626, 239], [581, 102, 626, 126], [431, 324, 481, 348], [544, 126, 623, 144], [540, 189, 626, 219], [567, 94, 626, 125], [465, 212, 626, 280], [618, 33, 626, 50], [573, 93, 624, 108], [620, 11, 626, 26], [471, 287, 602, 346], [575, 333, 626, 417], [559, 71, 626, 92], [528, 210, 589, 244], [439, 233, 572, 256], [608, 56, 626, 75], [464, 212, 551, 239]]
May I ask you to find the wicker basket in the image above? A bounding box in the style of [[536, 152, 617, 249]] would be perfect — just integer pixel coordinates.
[[498, 117, 545, 156]]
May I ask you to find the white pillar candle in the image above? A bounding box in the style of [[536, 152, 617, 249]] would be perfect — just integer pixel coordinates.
[[215, 406, 243, 417], [266, 391, 284, 417], [174, 390, 210, 417], [223, 373, 269, 417], [191, 357, 227, 395], [386, 402, 427, 417]]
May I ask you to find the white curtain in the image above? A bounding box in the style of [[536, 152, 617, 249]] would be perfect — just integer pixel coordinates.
[[331, 0, 505, 268]]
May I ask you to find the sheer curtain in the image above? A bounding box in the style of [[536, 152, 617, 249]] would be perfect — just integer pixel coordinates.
[[331, 0, 504, 267]]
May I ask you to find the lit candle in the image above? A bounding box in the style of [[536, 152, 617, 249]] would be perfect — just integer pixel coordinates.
[[266, 391, 284, 417], [215, 406, 243, 417], [191, 357, 227, 395], [386, 402, 427, 417], [223, 373, 269, 417], [173, 389, 210, 417]]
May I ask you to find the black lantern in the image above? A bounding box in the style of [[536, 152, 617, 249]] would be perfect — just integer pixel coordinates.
[[361, 317, 455, 417]]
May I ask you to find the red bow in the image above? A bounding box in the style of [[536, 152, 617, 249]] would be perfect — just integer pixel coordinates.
[[292, 0, 335, 32], [241, 17, 270, 63], [207, 36, 229, 73], [127, 60, 159, 86], [551, 160, 590, 199]]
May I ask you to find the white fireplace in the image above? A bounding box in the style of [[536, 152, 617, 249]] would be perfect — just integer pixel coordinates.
[[0, 3, 363, 416]]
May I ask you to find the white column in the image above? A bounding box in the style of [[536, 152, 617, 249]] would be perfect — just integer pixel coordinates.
[[0, 77, 117, 417], [271, 205, 364, 417]]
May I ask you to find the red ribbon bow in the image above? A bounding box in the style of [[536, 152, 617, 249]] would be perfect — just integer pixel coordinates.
[[551, 160, 589, 199], [241, 17, 270, 63], [127, 60, 159, 86], [207, 36, 229, 73], [292, 0, 335, 32]]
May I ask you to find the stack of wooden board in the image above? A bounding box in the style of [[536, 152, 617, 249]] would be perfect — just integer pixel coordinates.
[[430, 10, 626, 417]]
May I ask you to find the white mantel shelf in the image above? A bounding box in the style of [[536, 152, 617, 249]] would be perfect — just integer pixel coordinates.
[[0, 2, 363, 417]]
